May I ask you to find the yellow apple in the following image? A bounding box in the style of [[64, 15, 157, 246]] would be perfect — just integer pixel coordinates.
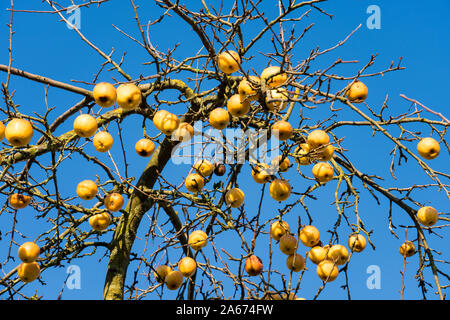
[[417, 206, 439, 226], [315, 145, 334, 161], [116, 83, 142, 110], [184, 173, 205, 193], [154, 265, 172, 283], [135, 138, 155, 157], [73, 114, 97, 138], [178, 257, 197, 277], [299, 225, 320, 247], [348, 233, 367, 253], [245, 255, 263, 276], [270, 220, 290, 241], [417, 137, 440, 160], [252, 163, 272, 184], [227, 94, 251, 117], [209, 108, 230, 130], [76, 180, 98, 200], [279, 234, 298, 255], [346, 80, 368, 103], [317, 260, 339, 282], [93, 82, 117, 108], [260, 66, 287, 88], [172, 122, 194, 142], [225, 188, 245, 208], [265, 88, 288, 112], [308, 246, 327, 265], [217, 50, 241, 74], [0, 121, 5, 140], [312, 162, 334, 183], [9, 193, 31, 209], [326, 244, 349, 265], [214, 163, 226, 176], [286, 254, 305, 272], [271, 120, 293, 141], [104, 193, 124, 212], [5, 118, 34, 147], [17, 262, 40, 283], [93, 131, 113, 152], [271, 155, 290, 172], [18, 242, 40, 263], [294, 143, 313, 165], [188, 230, 208, 251], [269, 179, 291, 201], [89, 212, 112, 231]]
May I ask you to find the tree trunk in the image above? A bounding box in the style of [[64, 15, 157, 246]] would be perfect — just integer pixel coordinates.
[[103, 137, 177, 300]]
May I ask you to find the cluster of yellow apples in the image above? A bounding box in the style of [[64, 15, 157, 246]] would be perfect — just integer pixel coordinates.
[[295, 129, 335, 184], [211, 50, 290, 133], [4, 53, 444, 290], [0, 119, 36, 210], [153, 109, 180, 137], [154, 109, 195, 142], [73, 112, 117, 155], [76, 81, 157, 155], [249, 129, 336, 203], [184, 159, 216, 193], [270, 220, 368, 283], [154, 256, 197, 291], [398, 205, 440, 258], [93, 82, 142, 110], [76, 179, 125, 231], [72, 81, 143, 153], [215, 49, 336, 199], [150, 229, 206, 289], [185, 157, 294, 206], [251, 161, 292, 202], [345, 80, 444, 261], [16, 242, 41, 283]]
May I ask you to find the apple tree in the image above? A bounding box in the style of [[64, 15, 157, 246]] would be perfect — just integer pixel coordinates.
[[0, 0, 448, 300]]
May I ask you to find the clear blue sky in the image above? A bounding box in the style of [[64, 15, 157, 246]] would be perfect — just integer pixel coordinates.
[[0, 1, 449, 300]]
